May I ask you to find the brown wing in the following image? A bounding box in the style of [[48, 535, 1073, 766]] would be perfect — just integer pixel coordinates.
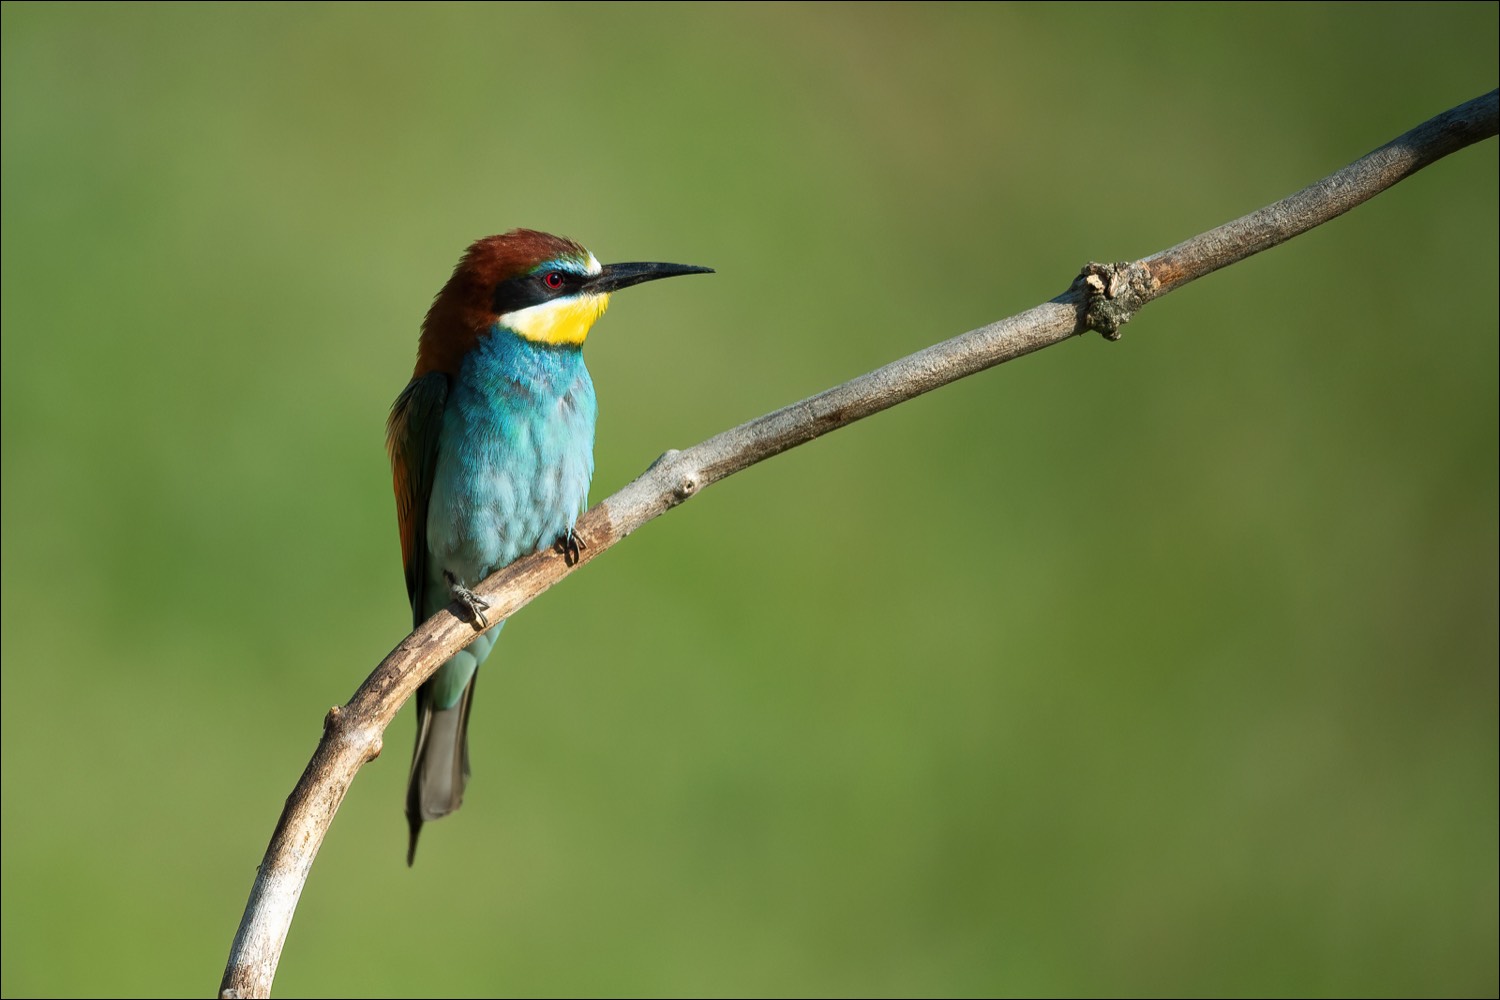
[[385, 371, 448, 627]]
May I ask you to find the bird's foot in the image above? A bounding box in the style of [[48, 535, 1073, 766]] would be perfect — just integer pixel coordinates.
[[555, 526, 586, 567], [444, 571, 490, 629]]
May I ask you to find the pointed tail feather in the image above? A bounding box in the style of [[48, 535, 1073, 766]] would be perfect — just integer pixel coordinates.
[[405, 675, 477, 865]]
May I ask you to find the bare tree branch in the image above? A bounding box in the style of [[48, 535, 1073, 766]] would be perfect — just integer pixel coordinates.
[[219, 89, 1498, 999]]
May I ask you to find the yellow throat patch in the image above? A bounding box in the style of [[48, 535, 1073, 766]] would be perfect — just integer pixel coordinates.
[[500, 292, 611, 346]]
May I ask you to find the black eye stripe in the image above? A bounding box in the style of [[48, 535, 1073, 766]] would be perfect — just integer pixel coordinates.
[[491, 270, 585, 314]]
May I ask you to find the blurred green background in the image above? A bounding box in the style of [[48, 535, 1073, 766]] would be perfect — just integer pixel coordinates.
[[3, 3, 1496, 997]]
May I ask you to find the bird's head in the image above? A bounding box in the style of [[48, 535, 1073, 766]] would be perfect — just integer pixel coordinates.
[[414, 229, 712, 377]]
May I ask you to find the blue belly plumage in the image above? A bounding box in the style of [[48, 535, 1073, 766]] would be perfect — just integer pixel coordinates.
[[408, 326, 595, 825]]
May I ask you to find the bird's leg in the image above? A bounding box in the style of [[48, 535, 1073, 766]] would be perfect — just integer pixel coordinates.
[[444, 570, 490, 629], [554, 526, 587, 567]]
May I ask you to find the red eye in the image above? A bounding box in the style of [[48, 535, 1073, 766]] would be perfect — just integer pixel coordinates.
[[543, 271, 565, 290]]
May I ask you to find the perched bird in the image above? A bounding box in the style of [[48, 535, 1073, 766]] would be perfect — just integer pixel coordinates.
[[387, 229, 712, 864]]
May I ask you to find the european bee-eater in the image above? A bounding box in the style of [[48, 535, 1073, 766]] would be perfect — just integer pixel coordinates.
[[387, 229, 712, 863]]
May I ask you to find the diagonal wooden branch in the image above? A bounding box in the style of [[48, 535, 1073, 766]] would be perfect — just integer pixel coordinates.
[[219, 89, 1497, 999]]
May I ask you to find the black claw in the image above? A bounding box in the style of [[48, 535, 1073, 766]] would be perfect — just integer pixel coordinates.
[[444, 571, 491, 629], [555, 527, 586, 567]]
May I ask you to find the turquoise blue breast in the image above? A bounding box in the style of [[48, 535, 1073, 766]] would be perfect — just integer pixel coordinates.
[[421, 325, 597, 706]]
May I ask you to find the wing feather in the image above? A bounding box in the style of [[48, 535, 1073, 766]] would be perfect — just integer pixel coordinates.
[[386, 372, 449, 627]]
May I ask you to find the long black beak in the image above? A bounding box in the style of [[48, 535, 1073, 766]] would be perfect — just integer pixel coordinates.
[[587, 261, 714, 294]]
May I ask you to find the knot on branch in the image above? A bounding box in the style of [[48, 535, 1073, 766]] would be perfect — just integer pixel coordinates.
[[323, 705, 383, 762], [649, 449, 701, 504], [672, 469, 700, 502], [1075, 261, 1157, 341]]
